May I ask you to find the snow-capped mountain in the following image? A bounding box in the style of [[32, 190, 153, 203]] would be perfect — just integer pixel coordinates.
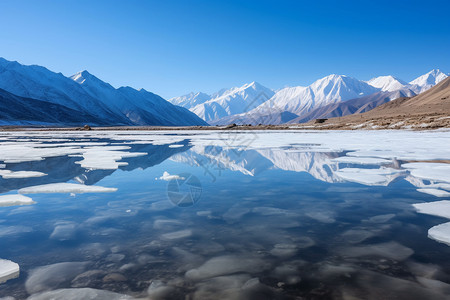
[[288, 88, 417, 124], [1, 57, 446, 127], [367, 70, 449, 94], [71, 71, 208, 126], [409, 69, 448, 93], [189, 82, 275, 122], [0, 58, 207, 126], [270, 74, 380, 113], [214, 75, 380, 125], [0, 58, 122, 123], [169, 92, 211, 109], [367, 75, 409, 92]]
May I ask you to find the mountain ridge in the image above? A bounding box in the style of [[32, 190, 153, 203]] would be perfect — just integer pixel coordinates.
[[0, 58, 207, 126]]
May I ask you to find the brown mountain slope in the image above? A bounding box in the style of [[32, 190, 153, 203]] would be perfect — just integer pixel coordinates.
[[367, 76, 450, 115], [297, 77, 450, 129]]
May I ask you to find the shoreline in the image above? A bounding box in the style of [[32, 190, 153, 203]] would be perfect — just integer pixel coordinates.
[[0, 123, 449, 132], [1, 114, 450, 132]]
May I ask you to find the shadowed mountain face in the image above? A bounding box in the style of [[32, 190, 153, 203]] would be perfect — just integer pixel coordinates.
[[0, 58, 207, 127], [0, 88, 109, 126]]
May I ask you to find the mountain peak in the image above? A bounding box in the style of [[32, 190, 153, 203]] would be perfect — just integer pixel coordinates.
[[242, 81, 261, 90], [410, 69, 448, 88], [428, 68, 444, 75], [367, 75, 408, 92], [71, 70, 91, 84]]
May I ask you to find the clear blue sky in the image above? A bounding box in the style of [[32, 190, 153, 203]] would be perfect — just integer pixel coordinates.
[[0, 0, 449, 99]]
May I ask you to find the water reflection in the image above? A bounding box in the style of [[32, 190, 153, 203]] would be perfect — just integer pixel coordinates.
[[0, 141, 192, 194], [0, 131, 449, 299]]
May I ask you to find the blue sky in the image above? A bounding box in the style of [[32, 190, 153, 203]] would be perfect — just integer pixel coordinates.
[[0, 0, 449, 98]]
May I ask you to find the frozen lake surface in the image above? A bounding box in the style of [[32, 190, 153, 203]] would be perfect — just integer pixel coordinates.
[[0, 129, 450, 299]]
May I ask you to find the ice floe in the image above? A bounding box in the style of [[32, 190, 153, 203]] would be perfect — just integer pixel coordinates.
[[0, 259, 19, 284], [416, 188, 450, 197], [156, 171, 185, 181], [428, 222, 450, 246], [75, 146, 147, 170], [335, 167, 405, 186], [413, 201, 450, 220], [0, 170, 46, 179], [332, 156, 392, 165], [414, 201, 450, 246], [403, 163, 450, 184], [18, 183, 117, 194], [0, 194, 35, 207]]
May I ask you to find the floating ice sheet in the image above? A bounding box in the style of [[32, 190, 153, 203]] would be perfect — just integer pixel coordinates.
[[335, 167, 404, 186], [18, 183, 117, 194], [417, 188, 450, 197], [157, 172, 185, 181], [414, 201, 450, 247], [0, 259, 20, 284], [0, 194, 35, 207], [332, 156, 392, 165], [428, 222, 450, 246], [75, 146, 147, 170], [403, 163, 450, 184], [0, 170, 47, 179], [413, 201, 450, 220]]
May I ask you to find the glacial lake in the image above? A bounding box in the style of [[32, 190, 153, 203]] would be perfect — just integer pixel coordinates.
[[0, 130, 450, 300]]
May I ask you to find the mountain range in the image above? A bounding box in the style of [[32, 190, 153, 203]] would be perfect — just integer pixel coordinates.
[[328, 76, 450, 126], [0, 57, 447, 127], [0, 58, 207, 126], [171, 69, 448, 125]]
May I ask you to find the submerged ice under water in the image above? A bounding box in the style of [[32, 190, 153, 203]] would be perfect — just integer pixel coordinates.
[[0, 130, 450, 299]]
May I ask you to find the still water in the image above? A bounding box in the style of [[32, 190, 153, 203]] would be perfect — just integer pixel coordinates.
[[0, 130, 450, 299]]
